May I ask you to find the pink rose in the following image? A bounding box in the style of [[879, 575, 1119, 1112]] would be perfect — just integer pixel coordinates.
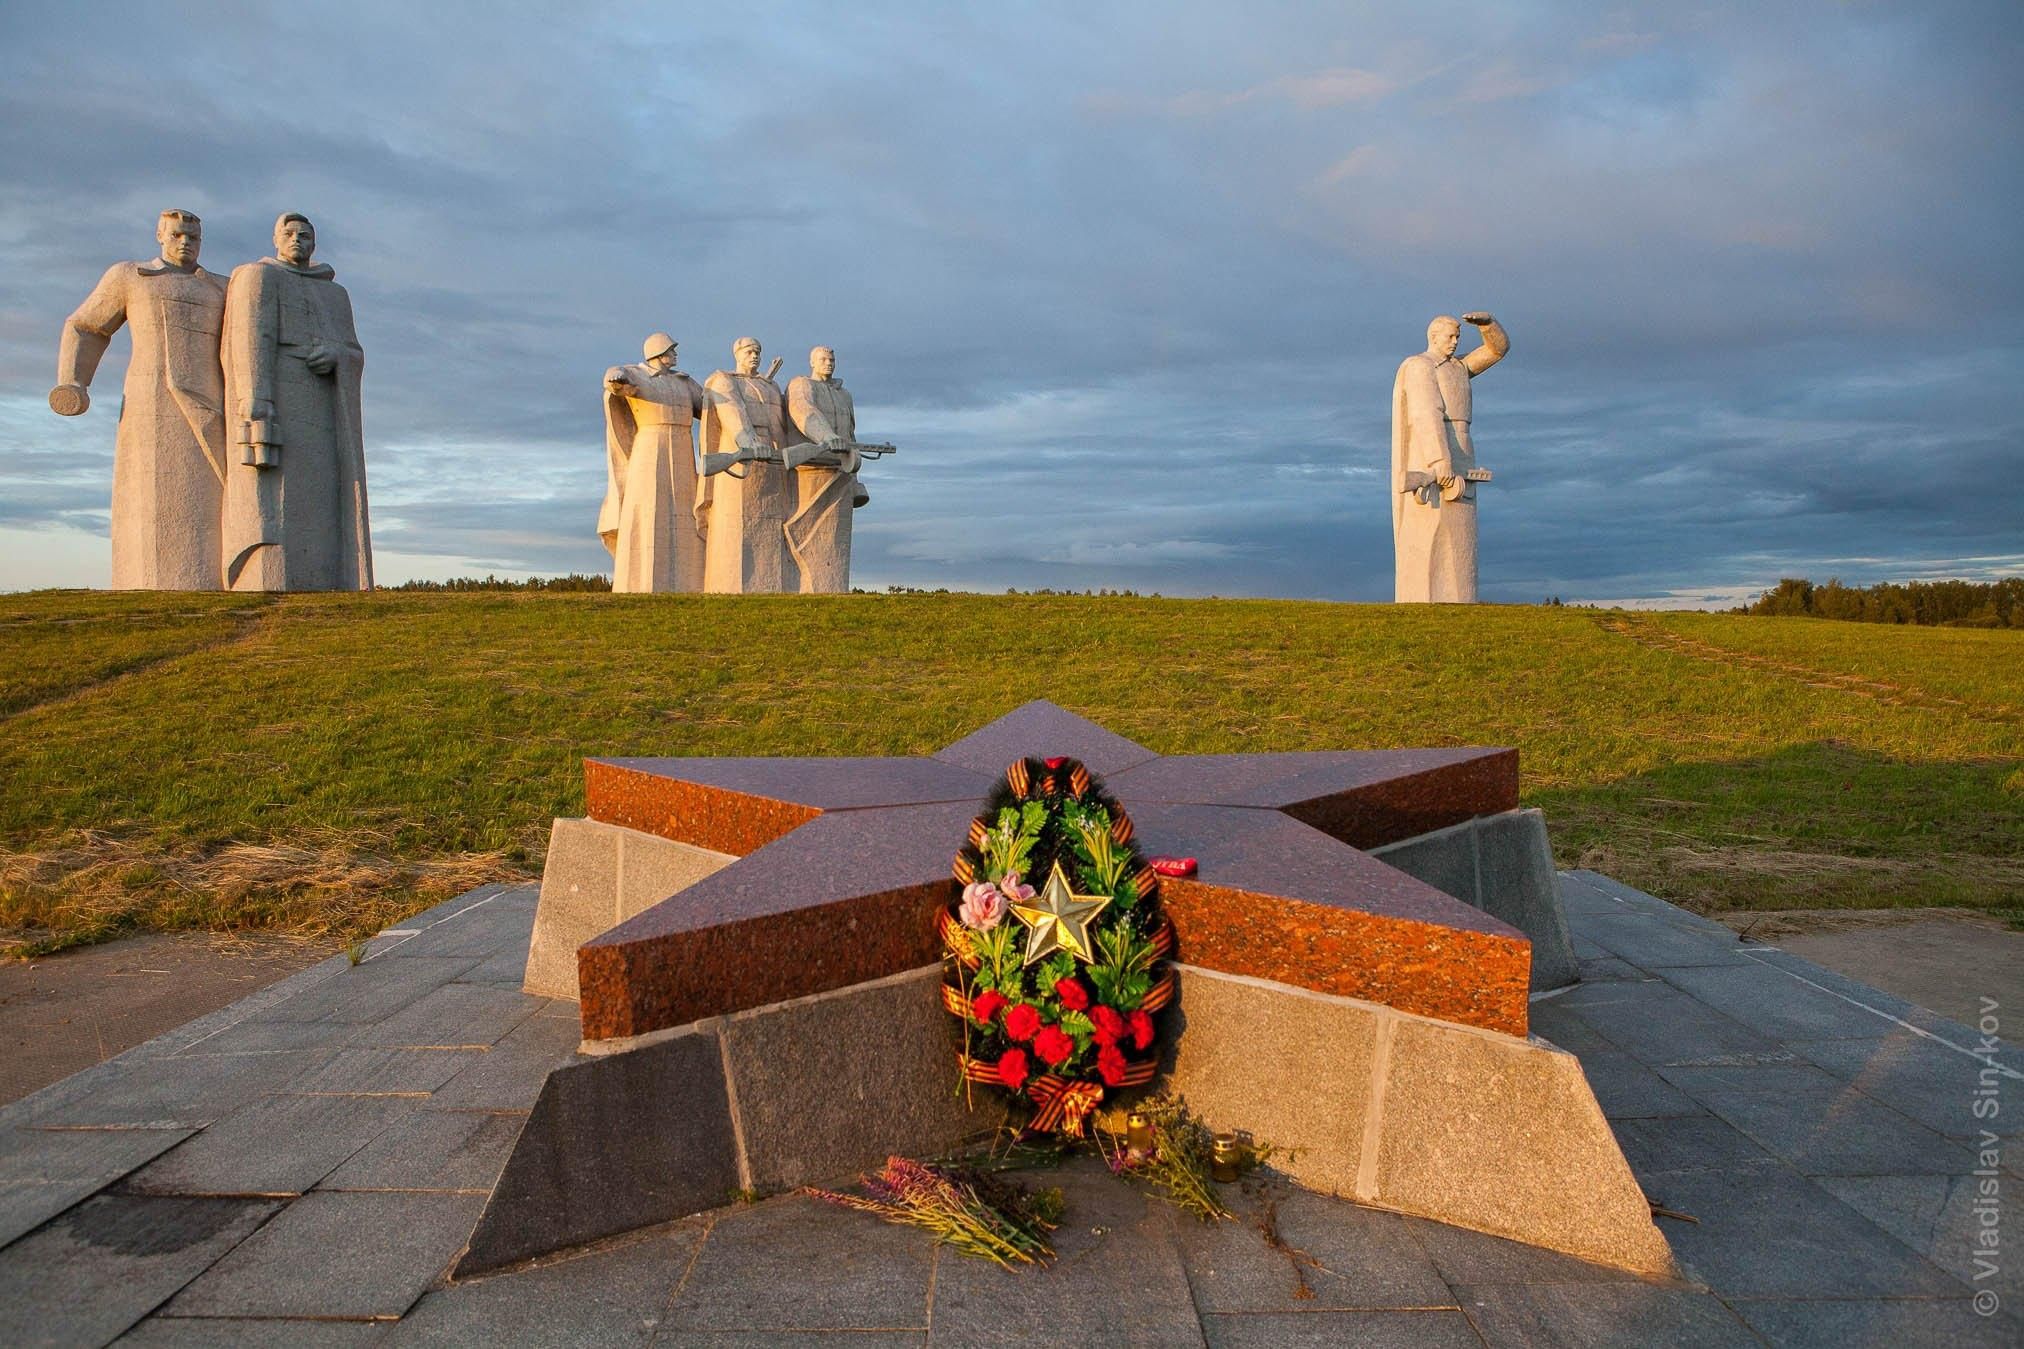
[[999, 871, 1037, 905], [959, 881, 1004, 930]]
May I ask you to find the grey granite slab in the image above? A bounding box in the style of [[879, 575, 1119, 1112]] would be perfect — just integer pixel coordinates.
[[1632, 1162, 1965, 1298], [457, 1028, 738, 1276], [666, 1193, 933, 1333], [163, 1189, 486, 1320], [1576, 914, 1751, 969], [386, 1220, 701, 1346], [1200, 1310, 1478, 1348], [0, 1124, 195, 1186], [368, 894, 531, 961], [1731, 1295, 2017, 1348], [655, 1334, 926, 1348], [1576, 1050, 1706, 1119], [1607, 1115, 1781, 1178], [1174, 1187, 1454, 1312], [21, 1051, 332, 1128], [254, 957, 483, 1025], [286, 1047, 481, 1096], [425, 1010, 580, 1110], [1524, 1002, 1614, 1055], [928, 1162, 1202, 1348], [1576, 955, 1644, 982], [0, 1193, 280, 1347], [1657, 962, 1906, 1042], [1789, 1033, 2024, 1142], [1454, 1282, 1760, 1348], [1689, 1084, 1974, 1177], [1398, 1214, 1643, 1286], [353, 982, 547, 1050], [116, 1317, 389, 1345], [1555, 980, 1780, 1065], [0, 1179, 96, 1249], [122, 1094, 410, 1196], [171, 1017, 368, 1056], [319, 1108, 524, 1193], [1817, 1173, 2022, 1305]]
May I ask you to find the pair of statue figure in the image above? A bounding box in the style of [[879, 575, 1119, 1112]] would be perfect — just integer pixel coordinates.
[[50, 210, 371, 591], [599, 336, 890, 594]]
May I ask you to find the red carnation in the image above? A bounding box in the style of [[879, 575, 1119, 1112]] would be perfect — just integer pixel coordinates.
[[1044, 756, 1068, 769], [1096, 1043, 1128, 1086], [1003, 1003, 1042, 1042], [1054, 977, 1090, 1012], [970, 989, 1007, 1026], [1090, 1005, 1125, 1044], [1127, 1009, 1154, 1050], [1033, 1024, 1075, 1067], [996, 1048, 1029, 1092]]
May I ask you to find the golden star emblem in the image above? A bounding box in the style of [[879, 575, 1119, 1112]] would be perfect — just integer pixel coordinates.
[[1010, 861, 1111, 966]]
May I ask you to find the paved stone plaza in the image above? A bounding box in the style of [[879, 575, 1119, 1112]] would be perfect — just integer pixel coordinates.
[[0, 872, 2014, 1347]]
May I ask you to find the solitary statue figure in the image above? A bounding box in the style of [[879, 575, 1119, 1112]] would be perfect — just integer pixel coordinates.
[[50, 209, 227, 589], [220, 213, 372, 591], [1391, 312, 1509, 603], [601, 332, 706, 592]]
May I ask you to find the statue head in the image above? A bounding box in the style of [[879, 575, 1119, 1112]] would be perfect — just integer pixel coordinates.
[[274, 213, 316, 268], [1427, 315, 1461, 359], [643, 332, 678, 369], [810, 346, 835, 380], [156, 209, 201, 270], [733, 336, 761, 376]]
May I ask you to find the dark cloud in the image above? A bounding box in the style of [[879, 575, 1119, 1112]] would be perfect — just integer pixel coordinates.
[[1, 2, 2018, 599]]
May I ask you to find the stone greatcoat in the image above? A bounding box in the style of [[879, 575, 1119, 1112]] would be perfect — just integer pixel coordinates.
[[601, 363, 706, 593], [1391, 320, 1507, 604], [220, 257, 372, 591], [56, 261, 228, 589], [783, 374, 861, 594], [696, 369, 796, 594]]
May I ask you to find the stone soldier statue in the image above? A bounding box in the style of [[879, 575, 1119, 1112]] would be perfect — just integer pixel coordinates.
[[219, 213, 372, 591], [696, 336, 795, 593], [783, 345, 869, 594], [1391, 312, 1509, 603], [50, 209, 228, 589], [600, 332, 707, 592]]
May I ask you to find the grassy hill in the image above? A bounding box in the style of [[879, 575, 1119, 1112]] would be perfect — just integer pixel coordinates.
[[2, 589, 2019, 955]]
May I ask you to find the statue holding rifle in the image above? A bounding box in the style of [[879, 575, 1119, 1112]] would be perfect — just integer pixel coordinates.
[[1391, 311, 1509, 603]]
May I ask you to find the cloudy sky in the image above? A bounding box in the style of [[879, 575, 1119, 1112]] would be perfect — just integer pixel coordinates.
[[2, 2, 2018, 603]]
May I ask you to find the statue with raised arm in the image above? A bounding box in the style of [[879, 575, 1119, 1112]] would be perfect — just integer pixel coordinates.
[[219, 213, 372, 591], [696, 336, 796, 593], [50, 209, 227, 589], [600, 332, 706, 592], [783, 345, 871, 594], [1391, 311, 1509, 603]]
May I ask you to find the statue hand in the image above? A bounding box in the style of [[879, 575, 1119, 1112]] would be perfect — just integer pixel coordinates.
[[48, 384, 89, 416], [1462, 312, 1493, 326], [248, 400, 275, 423], [305, 344, 337, 375]]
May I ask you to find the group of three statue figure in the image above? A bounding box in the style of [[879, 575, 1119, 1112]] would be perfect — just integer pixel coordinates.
[[51, 210, 370, 592], [599, 334, 889, 595]]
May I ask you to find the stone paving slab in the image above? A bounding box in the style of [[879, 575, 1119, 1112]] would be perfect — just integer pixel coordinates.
[[388, 1220, 701, 1346], [122, 1093, 411, 1196], [0, 1193, 281, 1348], [0, 870, 2015, 1346], [663, 1194, 934, 1334], [319, 1107, 524, 1193], [162, 1189, 488, 1320]]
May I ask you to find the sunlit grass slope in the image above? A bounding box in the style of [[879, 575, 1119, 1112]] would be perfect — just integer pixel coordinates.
[[2, 590, 2017, 954]]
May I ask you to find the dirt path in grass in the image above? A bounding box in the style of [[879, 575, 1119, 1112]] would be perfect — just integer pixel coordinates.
[[0, 931, 334, 1106], [1718, 907, 2024, 1028], [1591, 613, 2023, 726]]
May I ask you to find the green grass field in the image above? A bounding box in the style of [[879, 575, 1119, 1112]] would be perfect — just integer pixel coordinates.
[[2, 590, 2018, 955]]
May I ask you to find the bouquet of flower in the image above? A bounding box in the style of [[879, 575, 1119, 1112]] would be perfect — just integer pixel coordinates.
[[941, 755, 1174, 1134]]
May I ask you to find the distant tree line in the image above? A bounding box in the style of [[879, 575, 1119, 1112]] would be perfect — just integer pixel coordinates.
[[387, 573, 612, 592], [1734, 577, 2022, 627]]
